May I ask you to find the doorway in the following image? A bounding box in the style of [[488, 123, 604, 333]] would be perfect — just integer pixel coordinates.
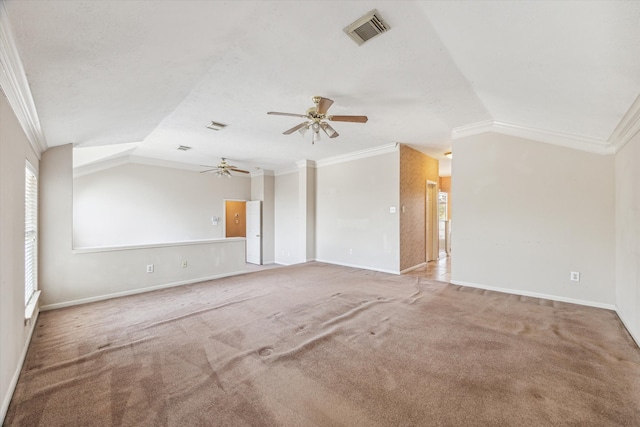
[[224, 199, 263, 266], [225, 200, 246, 238]]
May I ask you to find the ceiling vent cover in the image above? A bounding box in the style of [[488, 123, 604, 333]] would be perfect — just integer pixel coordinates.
[[344, 9, 390, 46], [206, 121, 227, 131]]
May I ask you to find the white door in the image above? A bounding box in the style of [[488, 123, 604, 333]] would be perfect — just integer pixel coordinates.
[[246, 201, 262, 264]]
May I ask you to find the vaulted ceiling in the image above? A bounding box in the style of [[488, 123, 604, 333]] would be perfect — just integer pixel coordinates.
[[3, 1, 640, 175]]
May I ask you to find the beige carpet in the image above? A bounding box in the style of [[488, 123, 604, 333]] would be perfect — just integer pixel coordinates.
[[6, 262, 640, 426]]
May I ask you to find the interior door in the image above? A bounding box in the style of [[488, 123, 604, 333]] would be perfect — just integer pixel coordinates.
[[246, 200, 262, 265]]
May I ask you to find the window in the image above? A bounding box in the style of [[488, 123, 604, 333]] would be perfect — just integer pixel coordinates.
[[438, 191, 448, 221], [25, 161, 38, 306]]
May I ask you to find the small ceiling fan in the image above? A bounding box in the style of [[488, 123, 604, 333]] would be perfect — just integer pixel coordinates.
[[200, 158, 250, 178], [268, 96, 368, 143]]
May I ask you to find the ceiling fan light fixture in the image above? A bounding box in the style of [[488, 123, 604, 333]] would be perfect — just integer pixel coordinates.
[[320, 122, 338, 138], [268, 96, 367, 143], [444, 151, 452, 159], [215, 169, 232, 178]]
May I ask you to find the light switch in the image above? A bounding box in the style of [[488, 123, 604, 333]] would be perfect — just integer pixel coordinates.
[[390, 206, 396, 213]]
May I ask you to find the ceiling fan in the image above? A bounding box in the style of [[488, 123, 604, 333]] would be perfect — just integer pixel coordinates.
[[268, 96, 368, 143], [200, 158, 250, 178]]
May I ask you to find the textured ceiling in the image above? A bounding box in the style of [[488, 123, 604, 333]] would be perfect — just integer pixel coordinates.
[[4, 1, 640, 174]]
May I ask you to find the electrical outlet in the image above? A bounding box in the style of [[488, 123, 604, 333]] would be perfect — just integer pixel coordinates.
[[146, 264, 154, 273], [349, 248, 353, 255], [181, 260, 187, 268], [570, 271, 580, 282]]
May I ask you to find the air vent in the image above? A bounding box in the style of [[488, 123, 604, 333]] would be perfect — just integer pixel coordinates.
[[177, 145, 192, 151], [206, 121, 227, 131], [343, 9, 390, 46]]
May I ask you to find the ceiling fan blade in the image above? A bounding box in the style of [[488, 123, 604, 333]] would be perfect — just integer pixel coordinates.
[[317, 97, 334, 115], [320, 122, 339, 138], [268, 111, 308, 118], [328, 115, 368, 123], [230, 168, 250, 174], [200, 168, 220, 173], [283, 121, 311, 135]]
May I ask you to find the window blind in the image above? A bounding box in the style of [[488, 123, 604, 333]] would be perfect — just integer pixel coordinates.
[[25, 163, 37, 306]]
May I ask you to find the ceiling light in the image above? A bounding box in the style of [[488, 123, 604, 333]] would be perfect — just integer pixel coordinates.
[[215, 169, 232, 179], [177, 145, 192, 151], [312, 122, 321, 144], [206, 121, 227, 131], [320, 122, 338, 138], [444, 151, 452, 159]]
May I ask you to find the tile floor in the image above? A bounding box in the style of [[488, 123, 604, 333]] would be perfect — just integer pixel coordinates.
[[404, 256, 451, 282]]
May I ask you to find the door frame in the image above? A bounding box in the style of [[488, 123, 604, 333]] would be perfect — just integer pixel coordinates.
[[426, 180, 438, 262]]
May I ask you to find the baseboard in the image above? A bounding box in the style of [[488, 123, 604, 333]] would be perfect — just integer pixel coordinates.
[[1, 309, 39, 424], [616, 309, 640, 348], [314, 258, 399, 275], [450, 280, 617, 311], [273, 261, 296, 267], [400, 262, 427, 274], [40, 270, 247, 311]]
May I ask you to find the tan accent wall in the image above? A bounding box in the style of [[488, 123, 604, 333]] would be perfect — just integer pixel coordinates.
[[439, 176, 451, 220], [399, 145, 439, 271], [225, 201, 246, 237]]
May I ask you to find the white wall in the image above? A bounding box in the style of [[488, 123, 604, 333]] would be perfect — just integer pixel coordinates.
[[315, 151, 400, 274], [452, 132, 615, 308], [274, 171, 300, 265], [0, 92, 40, 420], [73, 162, 250, 247], [615, 132, 640, 343], [40, 145, 247, 308]]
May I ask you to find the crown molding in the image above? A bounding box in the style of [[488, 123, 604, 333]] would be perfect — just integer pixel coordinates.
[[492, 121, 612, 155], [128, 155, 212, 172], [0, 3, 47, 157], [451, 120, 494, 140], [73, 153, 218, 178], [251, 169, 274, 177], [274, 166, 299, 176], [73, 154, 131, 178], [315, 143, 398, 168], [609, 94, 640, 153], [296, 159, 316, 168], [452, 120, 613, 155]]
